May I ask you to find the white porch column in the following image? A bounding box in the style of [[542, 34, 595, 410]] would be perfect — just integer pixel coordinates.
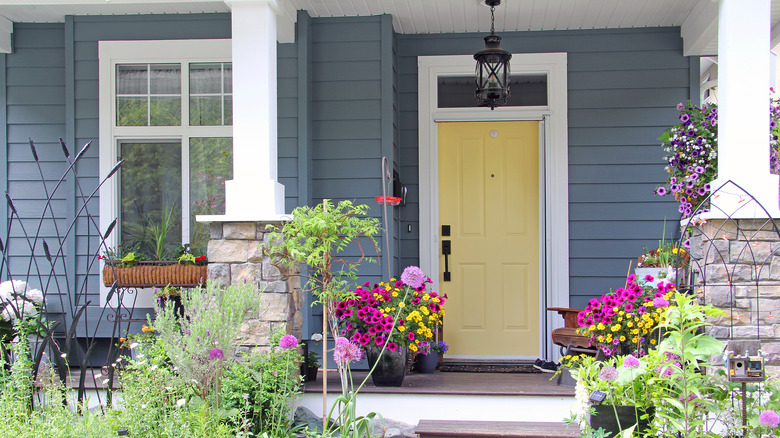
[[711, 0, 780, 218], [221, 0, 286, 219]]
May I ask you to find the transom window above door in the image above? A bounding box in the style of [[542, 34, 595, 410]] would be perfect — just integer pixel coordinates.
[[437, 74, 548, 108]]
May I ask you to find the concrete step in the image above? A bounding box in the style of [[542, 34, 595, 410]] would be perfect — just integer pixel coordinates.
[[415, 420, 580, 438]]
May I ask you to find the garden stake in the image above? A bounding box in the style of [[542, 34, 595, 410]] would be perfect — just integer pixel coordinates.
[[322, 198, 328, 431]]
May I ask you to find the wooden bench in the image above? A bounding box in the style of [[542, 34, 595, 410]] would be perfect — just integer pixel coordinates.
[[546, 307, 597, 356], [415, 420, 580, 438]]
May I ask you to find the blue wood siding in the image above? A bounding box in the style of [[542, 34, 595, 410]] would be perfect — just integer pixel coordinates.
[[5, 23, 69, 312], [396, 27, 689, 308], [309, 15, 387, 284]]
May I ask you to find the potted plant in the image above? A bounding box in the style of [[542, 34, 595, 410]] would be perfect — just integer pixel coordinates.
[[416, 340, 448, 374], [101, 244, 207, 288], [654, 96, 780, 218], [576, 273, 674, 358], [334, 266, 446, 386], [304, 332, 323, 382]]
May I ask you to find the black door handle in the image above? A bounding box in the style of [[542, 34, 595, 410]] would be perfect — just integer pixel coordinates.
[[442, 240, 451, 282]]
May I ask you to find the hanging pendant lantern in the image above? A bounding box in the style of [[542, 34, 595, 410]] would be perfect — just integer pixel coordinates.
[[474, 0, 511, 110]]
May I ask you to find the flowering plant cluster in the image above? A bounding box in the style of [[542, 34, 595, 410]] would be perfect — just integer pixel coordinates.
[[0, 280, 47, 340], [577, 274, 675, 357], [657, 96, 780, 218], [655, 102, 718, 218], [637, 244, 689, 269], [335, 266, 446, 354]]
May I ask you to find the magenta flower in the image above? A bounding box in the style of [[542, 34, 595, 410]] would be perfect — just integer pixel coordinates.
[[653, 297, 670, 308], [279, 334, 298, 350], [623, 356, 640, 369], [401, 266, 426, 289], [208, 348, 224, 360], [760, 410, 780, 428]]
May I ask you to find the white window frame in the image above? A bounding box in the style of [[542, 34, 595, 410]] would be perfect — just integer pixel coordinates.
[[417, 53, 569, 361], [98, 39, 232, 306]]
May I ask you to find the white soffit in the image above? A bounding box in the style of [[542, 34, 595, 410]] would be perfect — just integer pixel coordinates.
[[1, 0, 780, 56]]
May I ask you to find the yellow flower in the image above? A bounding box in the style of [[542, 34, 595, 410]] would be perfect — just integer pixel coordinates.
[[432, 297, 441, 303], [423, 294, 430, 301], [613, 307, 619, 313], [392, 291, 399, 297], [618, 317, 624, 322], [627, 321, 633, 328], [650, 339, 657, 345], [142, 325, 154, 333], [619, 335, 626, 342], [597, 323, 605, 330], [632, 337, 639, 343], [597, 336, 605, 342], [399, 302, 405, 308], [409, 344, 418, 352], [398, 326, 405, 332], [611, 324, 621, 332]]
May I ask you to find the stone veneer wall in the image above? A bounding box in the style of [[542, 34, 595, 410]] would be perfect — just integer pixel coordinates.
[[206, 221, 303, 354], [689, 219, 780, 373]]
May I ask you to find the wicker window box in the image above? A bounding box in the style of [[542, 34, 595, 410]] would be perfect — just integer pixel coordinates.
[[102, 261, 207, 288]]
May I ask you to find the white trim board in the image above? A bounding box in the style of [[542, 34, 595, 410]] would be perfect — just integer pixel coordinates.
[[417, 53, 570, 361]]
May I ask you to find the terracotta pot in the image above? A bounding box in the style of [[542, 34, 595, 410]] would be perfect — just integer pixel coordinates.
[[102, 261, 207, 287]]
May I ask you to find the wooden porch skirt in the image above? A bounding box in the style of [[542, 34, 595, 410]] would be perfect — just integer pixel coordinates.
[[102, 261, 207, 288]]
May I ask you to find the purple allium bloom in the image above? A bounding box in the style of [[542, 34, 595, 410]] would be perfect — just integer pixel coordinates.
[[760, 410, 780, 428], [653, 297, 670, 308], [401, 266, 426, 289], [624, 356, 640, 369], [656, 186, 667, 196], [599, 366, 619, 381], [279, 334, 298, 350], [208, 348, 224, 360], [333, 337, 364, 364]]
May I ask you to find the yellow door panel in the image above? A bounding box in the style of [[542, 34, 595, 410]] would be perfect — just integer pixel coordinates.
[[439, 121, 540, 357]]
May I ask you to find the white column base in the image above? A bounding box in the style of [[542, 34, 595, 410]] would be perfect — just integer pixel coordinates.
[[197, 178, 287, 223]]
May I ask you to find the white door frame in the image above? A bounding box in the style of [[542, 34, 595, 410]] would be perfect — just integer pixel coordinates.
[[417, 53, 570, 360]]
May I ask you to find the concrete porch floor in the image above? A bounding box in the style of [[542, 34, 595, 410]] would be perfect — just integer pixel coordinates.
[[297, 370, 577, 425]]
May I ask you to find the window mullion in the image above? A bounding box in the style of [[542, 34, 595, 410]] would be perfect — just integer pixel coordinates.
[[182, 135, 191, 246]]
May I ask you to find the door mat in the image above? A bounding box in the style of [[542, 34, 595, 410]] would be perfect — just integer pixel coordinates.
[[438, 360, 541, 373]]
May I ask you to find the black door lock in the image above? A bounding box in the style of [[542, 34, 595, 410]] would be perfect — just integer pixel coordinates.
[[442, 240, 451, 281]]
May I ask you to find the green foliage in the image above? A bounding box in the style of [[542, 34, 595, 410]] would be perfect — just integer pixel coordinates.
[[153, 280, 262, 400], [266, 199, 380, 306], [222, 329, 304, 437], [650, 292, 727, 437]]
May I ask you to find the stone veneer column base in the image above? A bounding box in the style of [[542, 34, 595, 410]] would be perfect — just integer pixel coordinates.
[[689, 218, 780, 375], [206, 221, 303, 355]]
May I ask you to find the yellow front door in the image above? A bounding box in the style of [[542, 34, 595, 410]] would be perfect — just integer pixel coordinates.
[[438, 121, 540, 357]]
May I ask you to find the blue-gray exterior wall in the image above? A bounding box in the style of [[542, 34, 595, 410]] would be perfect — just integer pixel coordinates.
[[2, 16, 693, 336], [3, 14, 303, 335], [396, 27, 692, 308]]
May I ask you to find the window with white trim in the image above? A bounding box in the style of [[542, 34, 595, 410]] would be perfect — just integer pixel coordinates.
[[99, 40, 233, 260]]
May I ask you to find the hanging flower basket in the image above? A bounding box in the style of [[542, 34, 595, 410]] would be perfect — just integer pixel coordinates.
[[102, 261, 207, 287]]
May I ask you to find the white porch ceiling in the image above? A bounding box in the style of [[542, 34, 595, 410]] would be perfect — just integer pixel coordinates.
[[1, 0, 779, 56]]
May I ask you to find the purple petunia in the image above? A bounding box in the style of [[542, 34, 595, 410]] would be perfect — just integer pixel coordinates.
[[655, 186, 667, 196]]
